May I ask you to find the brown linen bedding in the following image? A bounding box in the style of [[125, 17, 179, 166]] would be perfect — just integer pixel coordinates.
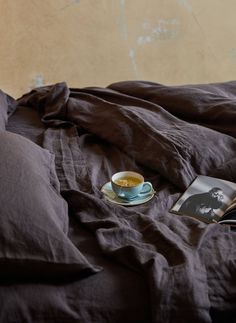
[[2, 80, 236, 323]]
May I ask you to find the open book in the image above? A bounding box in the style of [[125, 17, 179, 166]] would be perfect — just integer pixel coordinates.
[[170, 175, 236, 227]]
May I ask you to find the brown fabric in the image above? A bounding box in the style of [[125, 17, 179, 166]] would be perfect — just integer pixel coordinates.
[[3, 80, 236, 322], [0, 131, 101, 279], [18, 81, 236, 191], [109, 80, 236, 137]]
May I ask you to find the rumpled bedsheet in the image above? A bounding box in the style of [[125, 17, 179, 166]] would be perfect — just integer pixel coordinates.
[[18, 80, 236, 323]]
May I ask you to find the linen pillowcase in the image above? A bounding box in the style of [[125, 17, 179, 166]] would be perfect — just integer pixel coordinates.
[[0, 131, 101, 280], [0, 90, 16, 130]]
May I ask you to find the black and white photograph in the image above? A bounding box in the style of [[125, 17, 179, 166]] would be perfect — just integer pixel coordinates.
[[171, 175, 236, 222]]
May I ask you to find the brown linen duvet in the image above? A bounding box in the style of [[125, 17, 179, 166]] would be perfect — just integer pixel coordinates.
[[0, 80, 236, 323]]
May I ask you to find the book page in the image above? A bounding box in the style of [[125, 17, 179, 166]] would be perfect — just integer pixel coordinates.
[[223, 196, 236, 213], [218, 201, 236, 224], [170, 175, 236, 223]]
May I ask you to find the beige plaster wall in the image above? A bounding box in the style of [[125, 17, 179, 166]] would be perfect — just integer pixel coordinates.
[[1, 0, 236, 98]]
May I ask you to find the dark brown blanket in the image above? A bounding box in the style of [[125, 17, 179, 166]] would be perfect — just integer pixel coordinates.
[[14, 80, 236, 322]]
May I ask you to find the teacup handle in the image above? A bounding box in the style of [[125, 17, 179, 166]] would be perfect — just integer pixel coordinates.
[[139, 182, 153, 196]]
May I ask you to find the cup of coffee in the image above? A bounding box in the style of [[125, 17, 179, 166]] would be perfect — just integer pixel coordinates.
[[111, 171, 153, 200]]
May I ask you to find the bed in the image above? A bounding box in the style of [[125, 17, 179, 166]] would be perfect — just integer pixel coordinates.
[[1, 80, 236, 323]]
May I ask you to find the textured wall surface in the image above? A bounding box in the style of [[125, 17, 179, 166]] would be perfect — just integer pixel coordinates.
[[1, 0, 236, 98]]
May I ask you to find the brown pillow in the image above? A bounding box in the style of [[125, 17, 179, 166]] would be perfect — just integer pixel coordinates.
[[0, 131, 101, 280]]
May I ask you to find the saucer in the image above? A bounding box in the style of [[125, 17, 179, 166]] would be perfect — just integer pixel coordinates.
[[101, 181, 155, 206]]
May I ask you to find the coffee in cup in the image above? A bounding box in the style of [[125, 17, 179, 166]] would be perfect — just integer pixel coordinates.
[[111, 171, 153, 200]]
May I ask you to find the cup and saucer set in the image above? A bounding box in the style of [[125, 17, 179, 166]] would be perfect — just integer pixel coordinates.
[[101, 171, 156, 206]]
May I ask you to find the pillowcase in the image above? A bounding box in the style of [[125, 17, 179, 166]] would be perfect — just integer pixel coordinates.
[[0, 131, 101, 280], [0, 90, 16, 130]]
